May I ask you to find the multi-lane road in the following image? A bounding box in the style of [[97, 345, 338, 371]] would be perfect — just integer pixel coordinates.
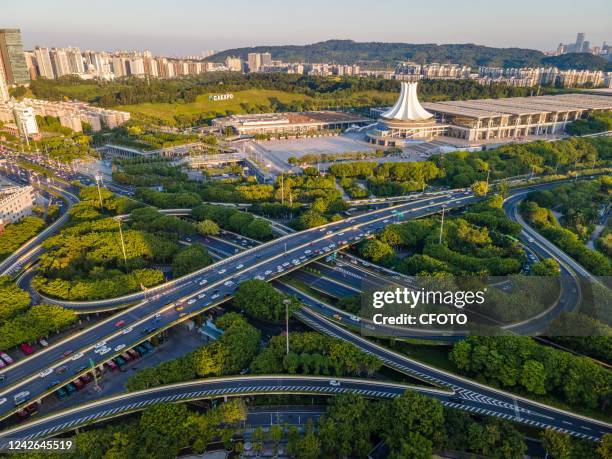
[[0, 190, 478, 418], [0, 169, 609, 442], [0, 376, 449, 442]]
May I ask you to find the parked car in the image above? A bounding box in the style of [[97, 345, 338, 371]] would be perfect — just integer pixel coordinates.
[[105, 360, 118, 371], [72, 379, 84, 391], [0, 352, 13, 365], [64, 383, 77, 395], [19, 343, 34, 355]]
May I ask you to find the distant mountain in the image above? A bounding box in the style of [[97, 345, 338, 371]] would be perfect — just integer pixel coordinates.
[[207, 40, 610, 70], [541, 53, 612, 71]]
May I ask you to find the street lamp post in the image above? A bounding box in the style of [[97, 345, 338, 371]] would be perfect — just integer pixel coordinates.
[[283, 299, 291, 356], [439, 205, 446, 245]]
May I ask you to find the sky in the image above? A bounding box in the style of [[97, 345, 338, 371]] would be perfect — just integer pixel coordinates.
[[4, 0, 611, 56]]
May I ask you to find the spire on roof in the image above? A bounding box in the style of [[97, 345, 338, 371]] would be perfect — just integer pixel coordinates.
[[381, 82, 433, 121]]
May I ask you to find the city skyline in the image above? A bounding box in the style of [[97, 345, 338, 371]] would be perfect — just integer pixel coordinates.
[[4, 0, 611, 55]]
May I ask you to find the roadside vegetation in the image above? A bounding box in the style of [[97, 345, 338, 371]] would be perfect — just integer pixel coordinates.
[[0, 277, 76, 351], [31, 186, 213, 300], [520, 178, 612, 276]]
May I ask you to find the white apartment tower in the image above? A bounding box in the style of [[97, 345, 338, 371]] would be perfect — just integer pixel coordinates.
[[34, 47, 54, 79]]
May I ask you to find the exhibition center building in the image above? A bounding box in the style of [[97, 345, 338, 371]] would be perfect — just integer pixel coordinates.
[[368, 83, 612, 146]]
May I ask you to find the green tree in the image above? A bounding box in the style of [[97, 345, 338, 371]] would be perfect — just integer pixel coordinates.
[[196, 219, 220, 236]]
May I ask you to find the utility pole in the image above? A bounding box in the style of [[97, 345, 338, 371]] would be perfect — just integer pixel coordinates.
[[283, 299, 291, 356], [117, 220, 128, 269], [439, 205, 446, 244], [95, 173, 104, 210]]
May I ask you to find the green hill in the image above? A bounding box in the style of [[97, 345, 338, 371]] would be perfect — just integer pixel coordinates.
[[208, 40, 611, 70], [541, 53, 612, 71]]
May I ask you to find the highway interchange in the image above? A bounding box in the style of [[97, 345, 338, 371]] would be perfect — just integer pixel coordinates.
[[0, 161, 609, 444]]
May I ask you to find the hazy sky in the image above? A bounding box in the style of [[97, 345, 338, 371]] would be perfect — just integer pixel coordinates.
[[4, 0, 611, 55]]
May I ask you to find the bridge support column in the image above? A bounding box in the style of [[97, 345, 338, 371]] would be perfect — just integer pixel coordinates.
[[224, 395, 228, 402]]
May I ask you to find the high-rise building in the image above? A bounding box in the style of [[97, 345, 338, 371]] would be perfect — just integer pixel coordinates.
[[0, 29, 29, 84], [575, 33, 585, 53], [582, 41, 590, 53], [50, 48, 71, 77], [0, 58, 10, 102], [23, 51, 37, 80], [34, 47, 55, 79], [225, 56, 242, 71], [128, 58, 145, 76], [247, 53, 261, 72], [66, 47, 85, 74], [260, 52, 272, 67]]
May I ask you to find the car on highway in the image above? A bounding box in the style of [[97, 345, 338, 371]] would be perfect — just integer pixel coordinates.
[[114, 344, 126, 352], [218, 269, 226, 274], [94, 341, 107, 349], [38, 338, 49, 347], [176, 304, 185, 311], [115, 320, 126, 327], [199, 279, 207, 286], [0, 397, 6, 406], [38, 368, 53, 378], [329, 380, 341, 387], [13, 391, 30, 405], [197, 293, 206, 299], [265, 270, 272, 275], [122, 327, 133, 335], [98, 347, 111, 356], [236, 264, 244, 270], [224, 280, 234, 286], [528, 237, 535, 243], [211, 294, 220, 300], [187, 299, 196, 305]]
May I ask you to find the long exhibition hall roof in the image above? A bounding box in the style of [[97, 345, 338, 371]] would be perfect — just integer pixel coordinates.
[[381, 82, 434, 122]]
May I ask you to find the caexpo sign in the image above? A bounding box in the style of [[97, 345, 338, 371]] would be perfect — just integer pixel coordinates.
[[208, 93, 234, 101]]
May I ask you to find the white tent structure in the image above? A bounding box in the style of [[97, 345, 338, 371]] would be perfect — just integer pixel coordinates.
[[381, 82, 433, 121]]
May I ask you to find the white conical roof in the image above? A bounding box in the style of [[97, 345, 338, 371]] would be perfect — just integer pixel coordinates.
[[381, 82, 433, 121]]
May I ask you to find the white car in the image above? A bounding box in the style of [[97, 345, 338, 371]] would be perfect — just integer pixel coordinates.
[[114, 344, 126, 352], [122, 327, 133, 335], [0, 397, 6, 406], [329, 380, 341, 387], [71, 352, 83, 361], [264, 270, 273, 275], [39, 368, 53, 378], [326, 230, 333, 235], [197, 293, 206, 299], [255, 275, 264, 280], [211, 294, 220, 299], [218, 269, 226, 274], [383, 219, 389, 223], [98, 347, 111, 356], [350, 315, 361, 322], [94, 341, 106, 349], [282, 262, 290, 267], [187, 299, 196, 305], [236, 264, 244, 270], [528, 237, 535, 243], [199, 279, 207, 286], [304, 250, 312, 255], [277, 268, 284, 273], [224, 280, 234, 286]]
